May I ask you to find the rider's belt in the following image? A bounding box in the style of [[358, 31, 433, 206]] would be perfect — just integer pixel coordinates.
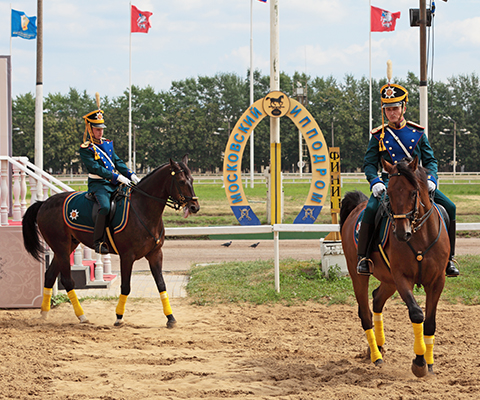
[[88, 173, 103, 180]]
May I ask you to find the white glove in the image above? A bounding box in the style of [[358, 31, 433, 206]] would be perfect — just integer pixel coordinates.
[[117, 175, 132, 186], [372, 182, 386, 198], [427, 180, 436, 193], [131, 174, 140, 184]]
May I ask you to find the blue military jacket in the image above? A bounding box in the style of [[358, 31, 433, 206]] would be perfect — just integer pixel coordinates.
[[363, 120, 438, 189], [79, 139, 133, 186]]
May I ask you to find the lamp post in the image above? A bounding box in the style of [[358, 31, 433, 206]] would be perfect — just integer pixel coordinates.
[[440, 116, 470, 177]]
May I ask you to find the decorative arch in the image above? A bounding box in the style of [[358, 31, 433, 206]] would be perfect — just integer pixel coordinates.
[[222, 92, 330, 225]]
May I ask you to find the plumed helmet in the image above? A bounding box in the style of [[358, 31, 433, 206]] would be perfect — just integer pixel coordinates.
[[380, 83, 409, 108]]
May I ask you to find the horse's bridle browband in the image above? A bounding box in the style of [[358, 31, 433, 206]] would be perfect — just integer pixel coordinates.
[[386, 172, 434, 233]]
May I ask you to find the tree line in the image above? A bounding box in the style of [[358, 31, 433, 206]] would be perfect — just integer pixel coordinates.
[[12, 70, 480, 174]]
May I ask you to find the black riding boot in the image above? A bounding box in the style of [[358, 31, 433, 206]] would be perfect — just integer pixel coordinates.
[[357, 222, 374, 276], [446, 220, 460, 277], [93, 214, 109, 254]]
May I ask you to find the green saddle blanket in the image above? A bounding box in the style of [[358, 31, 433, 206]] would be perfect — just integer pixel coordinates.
[[63, 190, 130, 234]]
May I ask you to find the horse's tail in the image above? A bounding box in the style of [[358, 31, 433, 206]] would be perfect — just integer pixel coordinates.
[[22, 201, 45, 262], [339, 191, 368, 232]]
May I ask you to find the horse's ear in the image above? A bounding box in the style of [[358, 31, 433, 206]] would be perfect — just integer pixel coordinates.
[[381, 157, 393, 173], [409, 155, 419, 172], [182, 154, 189, 166]]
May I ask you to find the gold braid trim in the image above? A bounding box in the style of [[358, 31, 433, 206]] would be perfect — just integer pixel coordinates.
[[379, 112, 386, 151]]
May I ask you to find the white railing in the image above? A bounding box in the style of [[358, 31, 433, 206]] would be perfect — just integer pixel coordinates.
[[2, 156, 480, 292], [0, 156, 74, 225], [164, 222, 480, 293]]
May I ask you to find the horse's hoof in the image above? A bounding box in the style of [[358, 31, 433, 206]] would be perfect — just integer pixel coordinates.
[[428, 364, 435, 375], [374, 358, 384, 367], [40, 311, 49, 319], [114, 319, 124, 327], [166, 320, 177, 329], [411, 359, 428, 378], [78, 315, 89, 324]]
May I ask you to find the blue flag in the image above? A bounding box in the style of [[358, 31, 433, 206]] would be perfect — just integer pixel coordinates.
[[11, 9, 37, 40]]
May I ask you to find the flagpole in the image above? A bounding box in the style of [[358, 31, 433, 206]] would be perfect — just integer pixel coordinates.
[[369, 0, 372, 136], [128, 2, 133, 170], [249, 0, 254, 188], [10, 4, 12, 56], [35, 0, 44, 200]]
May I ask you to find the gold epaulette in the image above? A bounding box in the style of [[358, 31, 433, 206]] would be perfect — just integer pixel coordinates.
[[80, 141, 91, 148], [371, 124, 387, 135], [406, 121, 424, 130]]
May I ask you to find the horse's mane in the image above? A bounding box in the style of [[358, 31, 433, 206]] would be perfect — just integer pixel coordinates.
[[140, 160, 189, 183], [395, 159, 429, 192]]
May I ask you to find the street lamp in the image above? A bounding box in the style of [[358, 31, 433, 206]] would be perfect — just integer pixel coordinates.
[[440, 116, 470, 176]]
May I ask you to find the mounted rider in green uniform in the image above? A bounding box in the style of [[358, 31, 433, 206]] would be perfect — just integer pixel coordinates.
[[356, 76, 460, 278], [79, 93, 140, 254]]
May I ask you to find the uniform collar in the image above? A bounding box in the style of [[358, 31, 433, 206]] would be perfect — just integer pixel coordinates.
[[92, 138, 103, 145], [388, 118, 406, 130]]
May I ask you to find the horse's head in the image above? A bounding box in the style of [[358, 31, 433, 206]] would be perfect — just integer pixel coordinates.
[[168, 154, 200, 218], [382, 156, 428, 242]]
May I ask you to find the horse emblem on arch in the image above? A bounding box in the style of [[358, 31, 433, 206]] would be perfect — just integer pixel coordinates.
[[265, 94, 285, 116]]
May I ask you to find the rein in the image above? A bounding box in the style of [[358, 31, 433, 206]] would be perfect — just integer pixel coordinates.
[[384, 171, 442, 286], [120, 165, 198, 248]]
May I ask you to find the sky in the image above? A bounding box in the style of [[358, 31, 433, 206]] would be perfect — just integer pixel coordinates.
[[1, 0, 480, 99]]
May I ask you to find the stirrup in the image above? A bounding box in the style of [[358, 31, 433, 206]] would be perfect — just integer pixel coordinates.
[[94, 241, 109, 255], [357, 257, 373, 276]]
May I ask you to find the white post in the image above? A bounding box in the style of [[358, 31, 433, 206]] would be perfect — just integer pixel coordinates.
[[249, 0, 255, 188], [12, 164, 21, 221], [270, 0, 280, 143], [34, 0, 43, 201], [0, 160, 8, 225], [128, 2, 133, 170], [369, 0, 372, 135], [73, 246, 83, 267], [103, 254, 112, 275], [94, 253, 104, 282], [274, 229, 280, 292], [19, 160, 27, 216], [453, 120, 457, 178]]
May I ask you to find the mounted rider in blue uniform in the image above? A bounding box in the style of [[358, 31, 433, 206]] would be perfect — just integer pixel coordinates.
[[356, 80, 460, 278], [79, 93, 140, 254]]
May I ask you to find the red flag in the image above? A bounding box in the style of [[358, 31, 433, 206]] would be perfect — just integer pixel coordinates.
[[371, 6, 400, 32], [131, 5, 152, 33]]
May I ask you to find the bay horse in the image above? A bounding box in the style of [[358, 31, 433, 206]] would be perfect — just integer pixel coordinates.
[[340, 156, 449, 377], [22, 155, 199, 328]]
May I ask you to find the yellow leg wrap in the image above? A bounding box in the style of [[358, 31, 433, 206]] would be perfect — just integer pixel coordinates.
[[116, 294, 128, 316], [160, 291, 173, 316], [373, 312, 385, 347], [424, 335, 435, 365], [365, 328, 383, 362], [41, 288, 53, 312], [67, 290, 85, 318], [412, 322, 426, 356]]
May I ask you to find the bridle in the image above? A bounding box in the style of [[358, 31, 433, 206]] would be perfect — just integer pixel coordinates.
[[384, 172, 435, 233], [384, 170, 442, 286], [129, 166, 198, 210]]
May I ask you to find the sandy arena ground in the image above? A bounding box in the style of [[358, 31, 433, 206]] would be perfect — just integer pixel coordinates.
[[1, 300, 480, 399], [1, 239, 479, 399]]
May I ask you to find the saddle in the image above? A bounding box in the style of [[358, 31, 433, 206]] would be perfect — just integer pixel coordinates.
[[63, 187, 131, 234], [354, 200, 450, 267]]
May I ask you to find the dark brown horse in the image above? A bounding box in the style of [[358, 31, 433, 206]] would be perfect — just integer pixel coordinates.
[[340, 156, 449, 377], [22, 155, 199, 328]]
